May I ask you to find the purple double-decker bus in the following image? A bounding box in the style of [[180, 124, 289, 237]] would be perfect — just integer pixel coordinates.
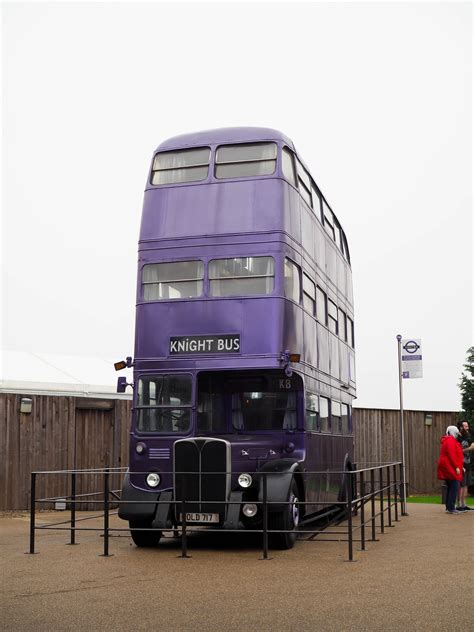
[[117, 127, 356, 549]]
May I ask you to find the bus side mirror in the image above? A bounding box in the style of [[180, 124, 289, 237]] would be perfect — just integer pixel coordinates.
[[117, 376, 130, 393]]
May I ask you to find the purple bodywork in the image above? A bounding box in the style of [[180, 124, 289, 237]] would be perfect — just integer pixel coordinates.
[[119, 127, 356, 534]]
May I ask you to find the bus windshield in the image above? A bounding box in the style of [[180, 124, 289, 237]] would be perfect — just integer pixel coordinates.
[[197, 372, 299, 433], [136, 374, 192, 433]]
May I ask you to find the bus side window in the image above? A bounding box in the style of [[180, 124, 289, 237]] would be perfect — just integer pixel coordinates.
[[305, 391, 319, 431], [296, 159, 312, 207], [311, 180, 322, 221], [338, 309, 347, 341], [284, 259, 301, 303], [328, 300, 338, 334], [319, 397, 329, 432], [316, 287, 327, 324], [282, 147, 297, 187], [303, 273, 316, 315], [341, 404, 349, 434], [323, 201, 336, 241], [332, 401, 342, 434], [347, 317, 355, 348]]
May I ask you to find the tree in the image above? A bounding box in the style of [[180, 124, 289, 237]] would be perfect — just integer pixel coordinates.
[[459, 346, 474, 424]]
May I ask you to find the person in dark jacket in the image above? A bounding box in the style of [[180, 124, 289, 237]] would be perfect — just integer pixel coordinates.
[[437, 425, 464, 514], [456, 420, 473, 511]]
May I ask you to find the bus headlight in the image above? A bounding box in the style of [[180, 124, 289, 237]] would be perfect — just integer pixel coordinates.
[[243, 503, 258, 518], [136, 442, 146, 454], [146, 473, 161, 488], [238, 473, 253, 488]]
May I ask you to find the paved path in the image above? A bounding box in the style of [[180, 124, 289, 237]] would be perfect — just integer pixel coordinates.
[[0, 504, 472, 631]]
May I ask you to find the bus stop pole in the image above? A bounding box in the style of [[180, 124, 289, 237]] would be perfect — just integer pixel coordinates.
[[397, 335, 408, 516]]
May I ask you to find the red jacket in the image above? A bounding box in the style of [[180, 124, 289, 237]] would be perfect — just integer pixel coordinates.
[[437, 435, 464, 481]]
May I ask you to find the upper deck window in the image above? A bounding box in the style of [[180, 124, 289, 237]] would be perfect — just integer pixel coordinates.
[[311, 181, 322, 218], [282, 147, 297, 186], [296, 160, 312, 207], [151, 147, 210, 185], [323, 201, 336, 241], [142, 261, 204, 300], [316, 286, 327, 324], [342, 231, 351, 264], [335, 218, 345, 254], [209, 256, 274, 297], [328, 299, 338, 334], [215, 142, 277, 179]]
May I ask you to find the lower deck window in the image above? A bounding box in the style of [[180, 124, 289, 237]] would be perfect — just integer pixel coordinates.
[[319, 397, 330, 432], [332, 401, 342, 434], [305, 391, 319, 431], [136, 375, 192, 433], [341, 404, 350, 434]]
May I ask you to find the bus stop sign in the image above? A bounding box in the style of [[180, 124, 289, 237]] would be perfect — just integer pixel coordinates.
[[401, 338, 423, 379]]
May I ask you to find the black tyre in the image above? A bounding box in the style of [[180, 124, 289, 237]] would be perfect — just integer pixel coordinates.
[[129, 520, 162, 547], [269, 481, 300, 550]]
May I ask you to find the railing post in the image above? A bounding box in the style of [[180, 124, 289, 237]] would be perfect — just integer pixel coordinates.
[[100, 468, 112, 557], [347, 469, 354, 561], [179, 473, 191, 559], [359, 470, 365, 551], [28, 472, 37, 554], [393, 464, 399, 522], [68, 471, 77, 545], [387, 466, 393, 527], [260, 473, 271, 560], [370, 468, 377, 541], [379, 468, 385, 534]]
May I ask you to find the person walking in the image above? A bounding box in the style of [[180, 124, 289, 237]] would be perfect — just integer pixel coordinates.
[[456, 420, 473, 511], [437, 425, 464, 514]]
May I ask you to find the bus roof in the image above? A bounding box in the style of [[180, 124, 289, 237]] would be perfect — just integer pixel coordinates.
[[155, 127, 295, 152]]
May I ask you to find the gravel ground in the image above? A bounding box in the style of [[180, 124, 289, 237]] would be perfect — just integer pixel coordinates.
[[0, 503, 472, 632]]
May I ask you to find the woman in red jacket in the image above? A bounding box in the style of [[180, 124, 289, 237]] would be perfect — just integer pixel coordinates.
[[437, 425, 464, 514]]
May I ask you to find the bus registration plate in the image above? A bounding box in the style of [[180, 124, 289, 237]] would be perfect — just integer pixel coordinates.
[[180, 513, 219, 524]]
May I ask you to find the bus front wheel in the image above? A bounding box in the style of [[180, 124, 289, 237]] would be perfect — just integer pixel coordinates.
[[269, 481, 300, 550], [129, 520, 161, 547]]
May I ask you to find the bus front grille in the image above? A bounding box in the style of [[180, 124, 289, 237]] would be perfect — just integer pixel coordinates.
[[174, 438, 230, 515]]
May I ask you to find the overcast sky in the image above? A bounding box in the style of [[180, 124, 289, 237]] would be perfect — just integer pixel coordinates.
[[2, 1, 472, 411]]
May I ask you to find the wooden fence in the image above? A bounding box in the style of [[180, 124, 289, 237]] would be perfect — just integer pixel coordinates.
[[354, 408, 458, 495], [0, 392, 457, 511], [0, 393, 132, 511]]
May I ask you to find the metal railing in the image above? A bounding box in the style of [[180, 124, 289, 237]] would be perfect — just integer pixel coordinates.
[[28, 462, 405, 561]]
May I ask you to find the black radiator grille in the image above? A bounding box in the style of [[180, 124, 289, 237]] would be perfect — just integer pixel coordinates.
[[174, 439, 230, 515]]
